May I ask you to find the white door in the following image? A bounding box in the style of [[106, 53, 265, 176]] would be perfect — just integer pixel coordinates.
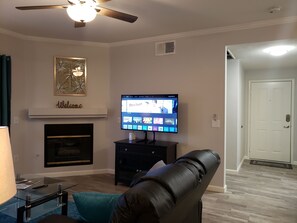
[[249, 81, 292, 162]]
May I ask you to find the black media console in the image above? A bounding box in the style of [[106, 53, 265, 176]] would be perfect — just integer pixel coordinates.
[[114, 139, 178, 185]]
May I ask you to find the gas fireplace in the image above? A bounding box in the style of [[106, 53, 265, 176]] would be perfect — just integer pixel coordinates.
[[44, 123, 93, 167]]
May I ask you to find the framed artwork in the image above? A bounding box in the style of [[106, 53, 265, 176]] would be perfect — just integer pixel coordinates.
[[54, 57, 87, 96]]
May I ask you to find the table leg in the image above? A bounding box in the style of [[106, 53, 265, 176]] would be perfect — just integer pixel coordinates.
[[25, 195, 31, 221], [16, 195, 31, 223], [15, 186, 70, 222], [61, 191, 68, 216], [17, 206, 24, 223]]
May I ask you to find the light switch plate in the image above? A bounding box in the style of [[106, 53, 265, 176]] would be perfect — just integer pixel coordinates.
[[212, 120, 220, 128]]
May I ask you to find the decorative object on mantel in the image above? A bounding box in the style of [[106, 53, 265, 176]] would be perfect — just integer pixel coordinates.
[[56, 100, 83, 109], [54, 57, 87, 96]]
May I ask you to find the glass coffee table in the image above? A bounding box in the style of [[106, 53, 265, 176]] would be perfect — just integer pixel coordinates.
[[0, 177, 76, 223]]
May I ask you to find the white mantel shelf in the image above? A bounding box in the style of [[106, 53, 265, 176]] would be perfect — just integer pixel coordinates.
[[28, 108, 108, 119]]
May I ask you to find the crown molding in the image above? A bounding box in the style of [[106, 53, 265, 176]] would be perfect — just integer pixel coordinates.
[[0, 27, 26, 40], [1, 16, 297, 47], [110, 16, 297, 47], [0, 27, 108, 47]]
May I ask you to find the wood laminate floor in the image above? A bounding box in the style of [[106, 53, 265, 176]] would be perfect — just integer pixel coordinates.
[[203, 160, 297, 223], [58, 160, 297, 223]]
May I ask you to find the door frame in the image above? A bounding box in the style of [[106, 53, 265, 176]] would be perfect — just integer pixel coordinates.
[[247, 79, 295, 163]]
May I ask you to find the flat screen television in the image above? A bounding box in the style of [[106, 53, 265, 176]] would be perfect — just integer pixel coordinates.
[[121, 94, 178, 138]]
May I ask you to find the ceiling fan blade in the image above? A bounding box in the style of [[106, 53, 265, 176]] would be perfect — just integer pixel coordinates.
[[96, 0, 111, 3], [96, 7, 138, 23], [75, 22, 86, 28], [16, 5, 68, 10]]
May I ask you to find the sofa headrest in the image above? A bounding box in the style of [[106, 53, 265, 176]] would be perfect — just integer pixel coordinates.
[[175, 158, 205, 181], [141, 163, 198, 203], [112, 180, 175, 222], [177, 149, 220, 174]]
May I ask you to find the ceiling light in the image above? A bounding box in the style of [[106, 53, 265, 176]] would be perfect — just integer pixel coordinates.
[[67, 4, 97, 23], [263, 45, 295, 56]]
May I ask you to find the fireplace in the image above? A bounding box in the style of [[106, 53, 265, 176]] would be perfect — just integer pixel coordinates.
[[44, 124, 93, 167]]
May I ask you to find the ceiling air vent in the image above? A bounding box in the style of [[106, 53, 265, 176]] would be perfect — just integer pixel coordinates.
[[155, 41, 176, 56]]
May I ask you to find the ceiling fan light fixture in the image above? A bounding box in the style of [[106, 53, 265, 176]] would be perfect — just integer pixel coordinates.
[[263, 45, 295, 56], [67, 4, 97, 23]]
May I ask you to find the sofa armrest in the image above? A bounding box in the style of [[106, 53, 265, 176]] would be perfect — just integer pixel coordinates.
[[129, 171, 147, 187]]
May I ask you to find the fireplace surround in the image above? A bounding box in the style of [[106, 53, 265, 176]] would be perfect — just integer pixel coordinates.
[[44, 123, 93, 167]]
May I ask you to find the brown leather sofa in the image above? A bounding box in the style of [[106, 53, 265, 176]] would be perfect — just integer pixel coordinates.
[[110, 149, 220, 223], [40, 149, 220, 223]]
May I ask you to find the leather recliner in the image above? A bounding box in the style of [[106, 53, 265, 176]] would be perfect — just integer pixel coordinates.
[[110, 149, 220, 223]]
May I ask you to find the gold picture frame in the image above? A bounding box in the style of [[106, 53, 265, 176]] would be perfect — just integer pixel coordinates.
[[54, 57, 87, 96]]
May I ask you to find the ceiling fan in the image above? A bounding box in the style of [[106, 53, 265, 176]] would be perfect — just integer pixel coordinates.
[[16, 0, 138, 28]]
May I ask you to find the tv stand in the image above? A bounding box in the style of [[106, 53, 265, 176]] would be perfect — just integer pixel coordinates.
[[114, 139, 178, 185], [148, 132, 156, 144], [136, 131, 148, 143], [136, 131, 157, 144]]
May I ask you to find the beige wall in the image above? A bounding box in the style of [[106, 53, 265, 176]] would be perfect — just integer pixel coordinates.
[[109, 37, 226, 188], [0, 33, 110, 176], [1, 20, 297, 189], [109, 23, 297, 189]]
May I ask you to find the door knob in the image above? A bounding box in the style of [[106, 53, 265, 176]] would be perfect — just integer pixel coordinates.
[[284, 125, 290, 128]]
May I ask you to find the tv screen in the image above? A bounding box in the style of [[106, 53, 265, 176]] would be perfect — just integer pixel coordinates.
[[121, 94, 178, 133]]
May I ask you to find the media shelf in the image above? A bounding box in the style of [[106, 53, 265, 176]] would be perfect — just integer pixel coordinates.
[[114, 139, 178, 185]]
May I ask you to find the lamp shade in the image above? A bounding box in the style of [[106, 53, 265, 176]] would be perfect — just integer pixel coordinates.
[[0, 126, 16, 204]]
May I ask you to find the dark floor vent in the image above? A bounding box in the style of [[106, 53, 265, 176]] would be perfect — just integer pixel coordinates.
[[250, 160, 292, 169]]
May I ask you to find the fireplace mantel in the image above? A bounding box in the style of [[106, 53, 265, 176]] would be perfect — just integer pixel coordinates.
[[28, 108, 107, 119]]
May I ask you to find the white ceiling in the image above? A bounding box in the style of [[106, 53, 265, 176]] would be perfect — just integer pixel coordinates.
[[1, 0, 297, 43], [1, 0, 297, 70], [228, 39, 297, 70]]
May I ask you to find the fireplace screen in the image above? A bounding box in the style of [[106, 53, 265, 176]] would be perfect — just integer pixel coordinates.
[[44, 124, 93, 167]]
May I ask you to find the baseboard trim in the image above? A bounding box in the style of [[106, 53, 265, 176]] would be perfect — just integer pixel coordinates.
[[207, 184, 226, 193], [239, 156, 248, 168], [226, 156, 248, 174], [226, 169, 238, 174], [22, 169, 115, 179]]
